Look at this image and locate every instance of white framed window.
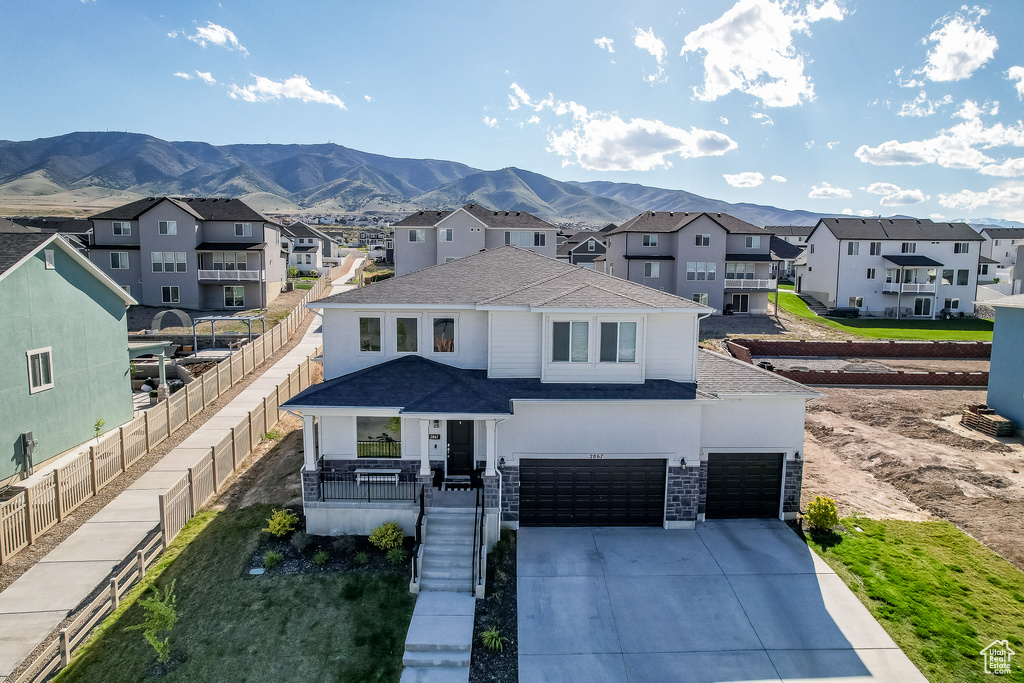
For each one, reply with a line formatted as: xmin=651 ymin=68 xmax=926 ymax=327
xmin=44 ymin=250 xmax=55 ymax=269
xmin=587 ymin=240 xmax=596 ymax=251
xmin=692 ymin=293 xmax=709 ymax=306
xmin=175 ymin=252 xmax=186 ymax=272
xmin=745 ymin=235 xmax=761 ymax=249
xmin=866 ymin=268 xmax=876 ymax=279
xmin=695 ymin=234 xmax=710 ymax=247
xmin=110 ymin=252 xmax=129 ymax=269
xmin=642 ymin=234 xmax=659 ymax=247
xmin=941 ymin=269 xmax=953 ymax=285
xmin=644 ymin=261 xmax=660 ymax=278
xmin=870 ymin=241 xmax=882 ymax=255
xmin=809 ymin=244 xmax=815 ymax=254
xmin=848 ymin=242 xmax=860 ymax=255
xmin=993 ymin=239 xmax=1001 ymax=246
xmin=27 ymin=347 xmax=53 ymax=394
xmin=408 ymin=229 xmax=425 ymax=243
xmin=954 ymin=242 xmax=969 ymax=254
xmin=152 ymin=251 xmax=185 ymax=272
xmin=359 ymin=317 xmax=382 ymax=352
xmin=224 ymin=286 xmax=244 ymax=308
xmin=599 ymin=321 xmax=637 ymax=363
xmin=725 ymin=262 xmax=754 ymax=279
xmin=944 ymin=298 xmax=960 ymax=310
xmin=980 ymin=264 xmax=989 ymax=275
xmin=957 ymin=269 xmax=969 ymax=286
xmin=552 ymin=321 xmax=588 ymax=363
xmin=849 ymin=296 xmax=864 ymax=307
xmin=901 ymin=242 xmax=917 ymax=254
xmin=161 ymin=286 xmax=179 ymax=304
xmin=432 ymin=317 xmax=456 ymax=353
xmin=534 ymin=232 xmax=546 ymax=247
xmin=234 ymin=223 xmax=252 ymax=237
xmin=444 ymin=257 xmax=457 ymax=263
xmin=112 ymin=221 xmax=131 ymax=236
xmin=439 ymin=228 xmax=454 ymax=242
xmin=396 ymin=317 xmax=418 ymax=353
xmin=158 ymin=220 xmax=176 ymax=235
xmin=687 ymin=262 xmax=717 ymax=280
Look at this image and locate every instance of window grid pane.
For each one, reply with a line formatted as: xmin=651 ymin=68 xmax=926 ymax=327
xmin=570 ymin=321 xmax=588 ymax=362
xmin=433 ymin=318 xmax=455 ymax=353
xmin=599 ymin=322 xmax=618 ymax=362
xmin=396 ymin=318 xmax=417 ymax=353
xmin=618 ymin=322 xmax=636 ymax=362
xmin=552 ymin=322 xmax=570 ymax=362
xmin=360 ymin=317 xmax=381 ymax=352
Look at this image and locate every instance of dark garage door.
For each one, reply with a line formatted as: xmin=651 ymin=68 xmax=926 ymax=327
xmin=705 ymin=453 xmax=784 ymax=519
xmin=519 ymin=458 xmax=666 ymax=526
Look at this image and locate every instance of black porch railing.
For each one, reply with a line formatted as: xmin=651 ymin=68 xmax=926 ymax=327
xmin=320 ymin=472 xmax=417 ymax=501
xmin=356 ymin=440 xmax=401 ymax=458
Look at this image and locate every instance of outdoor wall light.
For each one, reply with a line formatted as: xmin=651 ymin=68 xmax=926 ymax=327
xmin=432 ymin=420 xmax=440 ymax=428
xmin=794 ymin=451 xmax=801 ymax=460
xmin=499 ymin=457 xmax=505 ymax=467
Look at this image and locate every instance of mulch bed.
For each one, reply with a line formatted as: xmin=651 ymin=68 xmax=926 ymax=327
xmin=470 ymin=530 xmax=518 ymax=683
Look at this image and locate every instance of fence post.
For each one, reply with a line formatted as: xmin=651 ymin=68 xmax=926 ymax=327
xmin=158 ymin=494 xmax=168 ymax=551
xmin=166 ymin=397 xmax=173 ymax=435
xmin=185 ymin=386 xmax=192 ymax=422
xmin=144 ymin=411 xmax=152 ymax=450
xmin=119 ymin=426 xmax=129 ymax=473
xmin=89 ymin=445 xmax=99 ymax=495
xmin=231 ymin=427 xmax=238 ymax=470
xmin=187 ymin=467 xmax=197 ymax=517
xmin=137 ymin=549 xmax=147 ymax=579
xmin=24 ymin=487 xmax=35 ymax=546
xmin=211 ymin=445 xmax=220 ymax=494
xmin=54 ymin=469 xmax=64 ymax=522
xmin=110 ymin=576 xmax=119 ymax=610
xmin=59 ymin=628 xmax=70 ymax=668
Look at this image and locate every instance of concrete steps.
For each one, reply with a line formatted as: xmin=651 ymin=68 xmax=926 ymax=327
xmin=400 ymin=591 xmax=475 ymax=683
xmin=419 ymin=510 xmax=476 ymax=593
xmin=798 ymin=293 xmax=829 ymax=316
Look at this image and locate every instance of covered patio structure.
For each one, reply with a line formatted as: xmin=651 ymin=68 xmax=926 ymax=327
xmin=191 ymin=314 xmax=266 ymax=354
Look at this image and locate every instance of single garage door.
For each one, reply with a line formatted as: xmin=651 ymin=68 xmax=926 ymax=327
xmin=705 ymin=452 xmax=784 ymax=519
xmin=519 ymin=458 xmax=666 ymax=526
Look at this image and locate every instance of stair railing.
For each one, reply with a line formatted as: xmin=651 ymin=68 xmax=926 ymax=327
xmin=471 ymin=487 xmax=481 ymax=592
xmin=410 ymin=485 xmax=425 ymax=591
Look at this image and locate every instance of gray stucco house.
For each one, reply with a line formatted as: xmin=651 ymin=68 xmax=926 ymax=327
xmin=983 ymin=293 xmax=1024 ymax=431
xmin=89 ymin=197 xmax=287 ymax=310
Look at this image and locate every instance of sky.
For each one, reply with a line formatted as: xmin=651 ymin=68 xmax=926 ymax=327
xmin=3 ymin=1 xmax=1024 ymax=221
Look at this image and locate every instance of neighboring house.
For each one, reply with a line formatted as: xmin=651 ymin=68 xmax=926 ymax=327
xmin=282 ymin=246 xmax=819 ymax=541
xmin=603 ymin=212 xmax=776 ymax=314
xmin=0 ymin=233 xmax=136 ymax=485
xmin=89 ymin=197 xmax=287 ymax=310
xmin=769 ymin=236 xmax=804 ymax=280
xmin=359 ymin=227 xmax=387 ymax=248
xmin=796 ymin=217 xmax=984 ymax=318
xmin=978 ymin=226 xmax=1024 ymax=283
xmin=555 ymin=231 xmax=606 ymax=268
xmin=764 ymin=225 xmax=814 ymax=246
xmin=393 ymin=203 xmax=558 ymax=276
xmin=1 ymin=216 xmax=94 ymax=251
xmin=981 ymin=293 xmax=1024 ymax=432
xmin=282 ymin=221 xmax=340 ymax=275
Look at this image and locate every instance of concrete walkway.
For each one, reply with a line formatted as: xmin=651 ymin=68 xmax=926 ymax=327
xmin=401 ymin=591 xmax=475 ymax=683
xmin=0 ymin=261 xmax=361 ymax=680
xmin=518 ymin=520 xmax=927 ymax=683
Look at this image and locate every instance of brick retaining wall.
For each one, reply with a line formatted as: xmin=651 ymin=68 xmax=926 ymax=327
xmin=774 ymin=369 xmax=988 ymax=386
xmin=727 ymin=338 xmax=991 ymax=359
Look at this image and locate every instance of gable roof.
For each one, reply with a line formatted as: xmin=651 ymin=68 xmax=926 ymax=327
xmin=555 ymin=234 xmax=605 ymax=256
xmin=285 ymin=221 xmax=336 ymax=244
xmin=4 ymin=217 xmax=94 ymax=234
xmin=811 ymin=217 xmax=983 ymax=242
xmin=696 ymin=350 xmax=822 ymax=397
xmin=90 ymin=197 xmax=275 ymax=224
xmin=313 ymin=245 xmax=709 ymax=311
xmin=393 ymin=203 xmax=555 ymax=230
xmin=0 ymin=233 xmax=136 ymax=304
xmin=982 ymin=293 xmax=1024 ymax=309
xmin=764 ymin=225 xmax=814 ymax=237
xmin=769 ymin=236 xmax=804 ymax=260
xmin=606 ymin=211 xmax=767 ymax=236
xmin=979 ymin=226 xmax=1024 ymax=239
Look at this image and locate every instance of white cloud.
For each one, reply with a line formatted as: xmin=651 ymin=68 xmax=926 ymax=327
xmin=680 ymin=0 xmax=847 ymax=108
xmin=173 ymin=72 xmax=192 ymax=80
xmin=635 ymin=28 xmax=668 ymax=84
xmin=826 ymin=140 xmax=840 ymax=149
xmin=894 ymin=67 xmax=924 ymax=88
xmin=862 ymin=182 xmax=930 ymax=206
xmin=508 ymin=83 xmax=554 ymax=112
xmin=594 ymin=36 xmax=615 ymax=53
xmin=187 ymin=21 xmax=248 ymax=54
xmin=897 ymin=91 xmax=953 ymax=117
xmin=751 ymin=112 xmax=774 ymax=126
xmin=939 ymin=185 xmax=1024 ymax=211
xmin=978 ymin=157 xmax=1024 ymax=177
xmin=841 ymin=208 xmax=876 ymax=216
xmin=527 ymin=115 xmax=540 ymax=125
xmin=1010 ymin=66 xmax=1024 ymax=100
xmin=805 ymin=140 xmax=815 ymax=149
xmin=929 ymin=212 xmax=946 ymax=220
xmin=483 ymin=115 xmax=499 ymax=128
xmin=771 ymin=174 xmax=788 ymax=182
xmin=364 ymin=95 xmax=373 ymax=103
xmin=228 ymin=74 xmax=345 ymax=109
xmin=918 ymin=7 xmax=997 ymax=82
xmin=195 ymin=71 xmax=216 ymax=85
xmin=167 ymin=30 xmax=180 ymax=39
xmin=808 ymin=182 xmax=852 ymax=199
xmin=719 ymin=116 xmax=729 ymax=125
xmin=723 ymin=171 xmax=765 ymax=187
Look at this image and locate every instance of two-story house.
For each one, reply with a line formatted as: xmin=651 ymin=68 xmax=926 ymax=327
xmin=282 ymin=221 xmax=341 ymax=275
xmin=89 ymin=197 xmax=287 ymax=310
xmin=393 ymin=204 xmax=558 ymax=276
xmin=602 ymin=212 xmax=776 ymax=314
xmin=282 ymin=247 xmax=819 ymax=548
xmin=796 ymin=217 xmax=984 ymax=317
xmin=555 ymin=231 xmax=607 ymax=269
xmin=978 ymin=226 xmax=1024 ymax=283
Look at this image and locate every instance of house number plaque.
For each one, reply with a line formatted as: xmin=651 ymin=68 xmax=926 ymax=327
xmin=429 ymin=434 xmax=441 ymax=440
xmin=589 ymin=453 xmax=604 ymax=459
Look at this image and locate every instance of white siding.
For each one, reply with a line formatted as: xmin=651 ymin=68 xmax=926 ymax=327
xmin=488 ymin=311 xmax=542 ymax=378
xmin=320 ymin=415 xmax=357 ymax=458
xmin=540 ymin=313 xmax=644 ymax=383
xmin=700 ymin=397 xmax=807 ymax=451
xmin=645 ymin=313 xmax=697 ymax=381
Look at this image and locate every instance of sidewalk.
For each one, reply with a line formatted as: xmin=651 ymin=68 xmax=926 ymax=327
xmin=0 ymin=262 xmax=361 ymax=680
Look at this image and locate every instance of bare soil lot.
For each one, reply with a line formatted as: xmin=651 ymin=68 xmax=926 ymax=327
xmin=801 ymin=386 xmax=1024 ymax=569
xmin=127 ymin=288 xmax=308 ymax=335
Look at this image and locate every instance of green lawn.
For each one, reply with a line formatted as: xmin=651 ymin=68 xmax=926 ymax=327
xmin=776 ymin=290 xmax=993 ymax=340
xmin=806 ymin=518 xmax=1024 ymax=683
xmin=57 ymin=506 xmax=414 ymax=683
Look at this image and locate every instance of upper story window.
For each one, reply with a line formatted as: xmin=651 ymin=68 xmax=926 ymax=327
xmin=642 ymin=234 xmax=659 ymax=247
xmin=27 ymin=347 xmax=54 ymax=394
xmin=439 ymin=228 xmax=454 ymax=242
xmin=954 ymin=242 xmax=970 ymax=254
xmin=409 ymin=229 xmax=425 ymax=242
xmin=113 ymin=222 xmax=131 ymax=236
xmin=745 ymin=236 xmax=761 ymax=249
xmin=235 ymin=223 xmax=252 ymax=237
xmin=726 ymin=263 xmax=754 ymax=279
xmin=644 ymin=262 xmax=660 ymax=278
xmin=695 ymin=234 xmax=710 ymax=247
xmin=866 ymin=268 xmax=876 ymax=280
xmin=847 ymin=242 xmax=860 ymax=255
xmin=587 ymin=240 xmax=596 ymax=251
xmin=110 ymin=252 xmax=129 ymax=269
xmin=687 ymin=262 xmax=716 ymax=280
xmin=870 ymin=241 xmax=881 ymax=255
xmin=44 ymin=250 xmax=55 ymax=269
xmin=158 ymin=220 xmax=177 ymax=235
xmin=396 ymin=318 xmax=418 ymax=353
xmin=152 ymin=251 xmax=186 ymax=272
xmin=809 ymin=244 xmax=815 ymax=254
xmin=552 ymin=321 xmax=588 ymax=363
xmin=901 ymin=242 xmax=916 ymax=254
xmin=599 ymin=322 xmax=637 ymax=363
xmin=692 ymin=293 xmax=708 ymax=306
xmin=213 ymin=252 xmax=248 ymax=270
xmin=359 ymin=317 xmax=382 ymax=352
xmin=433 ymin=317 xmax=455 ymax=353
xmin=505 ymin=231 xmax=546 ymax=247
xmin=957 ymin=269 xmax=969 ymax=286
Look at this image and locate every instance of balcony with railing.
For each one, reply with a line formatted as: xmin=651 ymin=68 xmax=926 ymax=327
xmin=882 ymin=282 xmax=936 ymax=293
xmin=723 ymin=278 xmax=777 ymax=291
xmin=197 ymin=269 xmax=265 ymax=282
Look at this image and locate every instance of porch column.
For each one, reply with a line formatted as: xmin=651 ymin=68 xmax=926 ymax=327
xmin=301 ymin=415 xmax=316 ymax=469
xmin=484 ymin=419 xmax=497 ymax=476
xmin=156 ymin=355 xmax=170 ymax=401
xmin=419 ymin=419 xmax=431 ymax=475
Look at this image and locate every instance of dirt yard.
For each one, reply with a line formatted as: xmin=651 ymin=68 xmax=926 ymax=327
xmin=127 ymin=287 xmax=308 ymax=335
xmin=801 ymin=386 xmax=1024 ymax=569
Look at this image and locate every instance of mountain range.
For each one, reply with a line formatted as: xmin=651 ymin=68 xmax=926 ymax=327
xmin=0 ymin=131 xmax=934 ymax=228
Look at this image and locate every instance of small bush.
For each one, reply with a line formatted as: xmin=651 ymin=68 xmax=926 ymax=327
xmin=805 ymin=496 xmax=840 ymax=530
xmin=127 ymin=580 xmax=177 ymax=664
xmin=287 ymin=266 xmax=299 ymax=278
xmin=263 ymin=509 xmax=299 ymax=537
xmin=290 ymin=531 xmax=312 ymax=553
xmin=263 ymin=550 xmax=283 ymax=569
xmin=308 ymin=269 xmax=318 ymax=277
xmin=312 ymin=550 xmax=330 ymax=567
xmin=368 ymin=521 xmax=403 ymax=550
xmin=354 ymin=551 xmax=369 ymax=565
xmin=480 ymin=627 xmax=507 ymax=652
xmin=386 ymin=548 xmax=407 ymax=565
xmin=261 ymin=430 xmax=282 ymax=441
xmin=332 ymin=534 xmax=356 ymax=555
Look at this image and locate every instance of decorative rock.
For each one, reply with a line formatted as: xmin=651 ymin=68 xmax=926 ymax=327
xmin=249 ymin=568 xmax=265 ymax=575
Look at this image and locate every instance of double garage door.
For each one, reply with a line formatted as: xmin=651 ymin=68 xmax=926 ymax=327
xmin=519 ymin=453 xmax=784 ymax=526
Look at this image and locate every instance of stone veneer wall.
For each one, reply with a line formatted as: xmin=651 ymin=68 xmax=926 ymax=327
xmin=664 ymin=465 xmax=702 ymax=523
xmin=484 ymin=474 xmax=499 ymax=510
xmin=498 ymin=466 xmax=519 ymax=523
xmin=783 ymin=459 xmax=803 ymax=515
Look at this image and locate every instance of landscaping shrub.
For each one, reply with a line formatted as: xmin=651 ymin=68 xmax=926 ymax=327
xmin=354 ymin=551 xmax=369 ymax=565
xmin=805 ymin=496 xmax=840 ymax=530
xmin=263 ymin=509 xmax=299 ymax=537
xmin=287 ymin=266 xmax=298 ymax=278
xmin=332 ymin=534 xmax=356 ymax=555
xmin=261 ymin=430 xmax=282 ymax=441
xmin=290 ymin=531 xmax=312 ymax=553
xmin=263 ymin=550 xmax=283 ymax=569
xmin=127 ymin=581 xmax=177 ymax=664
xmin=368 ymin=521 xmax=403 ymax=550
xmin=480 ymin=626 xmax=507 ymax=652
xmin=386 ymin=548 xmax=406 ymax=565
xmin=312 ymin=550 xmax=330 ymax=567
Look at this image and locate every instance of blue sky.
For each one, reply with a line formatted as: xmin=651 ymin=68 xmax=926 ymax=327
xmin=3 ymin=1 xmax=1024 ymax=220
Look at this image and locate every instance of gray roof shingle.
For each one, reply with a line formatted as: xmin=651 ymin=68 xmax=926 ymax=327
xmin=607 ymin=212 xmax=767 ymax=236
xmin=696 ymin=350 xmax=822 ymax=397
xmin=979 ymin=226 xmax=1024 ymax=239
xmin=812 ymin=217 xmax=983 ymax=241
xmin=393 ymin=204 xmax=555 ymax=230
xmin=0 ymin=233 xmax=53 ymax=276
xmin=764 ymin=225 xmax=814 ymax=237
xmin=91 ymin=197 xmax=274 ymax=224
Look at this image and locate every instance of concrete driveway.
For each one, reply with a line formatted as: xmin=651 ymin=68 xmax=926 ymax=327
xmin=517 ymin=519 xmax=927 ymax=682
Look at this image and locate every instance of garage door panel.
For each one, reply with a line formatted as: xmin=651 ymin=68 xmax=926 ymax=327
xmin=519 ymin=458 xmax=666 ymax=527
xmin=705 ymin=453 xmax=784 ymax=519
